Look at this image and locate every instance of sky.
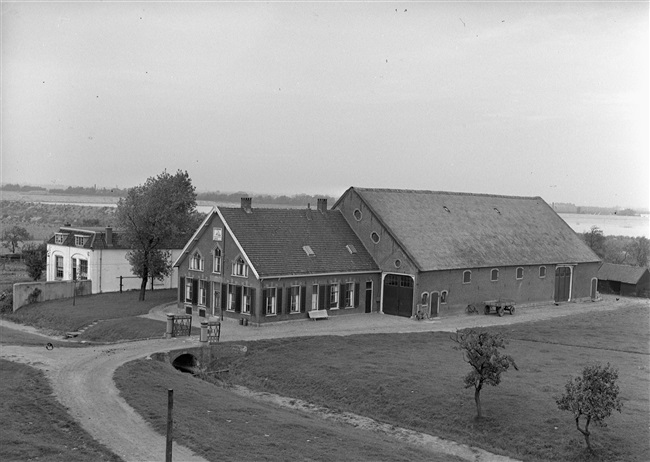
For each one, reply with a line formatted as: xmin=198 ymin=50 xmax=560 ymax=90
xmin=1 ymin=1 xmax=648 ymax=209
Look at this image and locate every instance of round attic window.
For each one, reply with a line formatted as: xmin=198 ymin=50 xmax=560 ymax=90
xmin=370 ymin=231 xmax=380 ymax=244
xmin=353 ymin=209 xmax=362 ymax=221
xmin=394 ymin=259 xmax=402 ymax=268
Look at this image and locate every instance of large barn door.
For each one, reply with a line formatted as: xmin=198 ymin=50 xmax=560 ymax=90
xmin=554 ymin=267 xmax=571 ymax=302
xmin=383 ymin=274 xmax=414 ymax=317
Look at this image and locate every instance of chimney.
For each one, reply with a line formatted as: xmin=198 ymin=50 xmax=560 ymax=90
xmin=317 ymin=198 xmax=328 ymax=213
xmin=241 ymin=197 xmax=252 ymax=213
xmin=105 ymin=227 xmax=113 ymax=247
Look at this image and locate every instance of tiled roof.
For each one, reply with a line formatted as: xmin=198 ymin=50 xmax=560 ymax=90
xmin=218 ymin=207 xmax=379 ymax=278
xmin=347 ymin=188 xmax=600 ymax=271
xmin=47 ymin=227 xmax=186 ymax=250
xmin=598 ymin=263 xmax=648 ymax=285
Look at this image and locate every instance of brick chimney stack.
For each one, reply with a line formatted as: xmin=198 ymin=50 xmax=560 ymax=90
xmin=241 ymin=197 xmax=253 ymax=213
xmin=317 ymin=198 xmax=328 ymax=213
xmin=105 ymin=227 xmax=113 ymax=247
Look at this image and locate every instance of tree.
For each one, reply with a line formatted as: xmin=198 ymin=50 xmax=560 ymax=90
xmin=582 ymin=226 xmax=605 ymax=258
xmin=451 ymin=329 xmax=518 ymax=418
xmin=1 ymin=225 xmax=32 ymax=253
xmin=630 ymin=236 xmax=649 ymax=267
xmin=23 ymin=242 xmax=47 ymax=281
xmin=556 ymin=363 xmax=623 ymax=451
xmin=116 ymin=170 xmax=197 ymax=301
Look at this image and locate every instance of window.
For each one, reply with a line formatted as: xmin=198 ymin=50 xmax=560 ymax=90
xmin=539 ymin=266 xmax=546 ymax=278
xmin=265 ymin=288 xmax=277 ymax=315
xmin=516 ymin=267 xmax=524 ymax=280
xmin=213 ymin=247 xmax=222 ymax=273
xmin=289 ymin=286 xmax=301 ymax=313
xmin=353 ymin=209 xmax=362 ymax=221
xmin=370 ymin=232 xmax=380 ymax=244
xmin=303 ymin=246 xmax=315 ymax=257
xmin=441 ymin=290 xmax=448 ymax=304
xmin=311 ymin=284 xmax=319 ymax=311
xmin=344 ymin=283 xmax=355 ymax=308
xmin=199 ymin=280 xmax=207 ymax=306
xmin=78 ymin=259 xmax=88 ymax=280
xmin=329 ymin=284 xmax=339 ymax=308
xmin=227 ymin=285 xmax=237 ymax=311
xmin=232 ymin=256 xmax=248 ymax=277
xmin=190 ymin=251 xmax=204 ymax=271
xmin=491 ymin=269 xmax=499 ymax=282
xmin=55 ymin=256 xmax=63 ymax=279
xmin=463 ymin=270 xmax=471 ymax=284
xmin=213 ymin=287 xmax=220 ymax=315
xmin=55 ymin=233 xmax=66 ymax=245
xmin=185 ymin=279 xmax=193 ymax=303
xmin=74 ymin=235 xmax=86 ymax=247
xmin=242 ymin=287 xmax=251 ymax=314
xmin=394 ymin=259 xmax=402 ymax=268
xmin=421 ymin=292 xmax=429 ymax=305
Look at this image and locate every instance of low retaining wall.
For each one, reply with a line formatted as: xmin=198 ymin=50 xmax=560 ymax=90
xmin=13 ymin=280 xmax=92 ymax=311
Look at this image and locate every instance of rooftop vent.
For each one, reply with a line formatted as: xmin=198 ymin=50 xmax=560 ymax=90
xmin=494 ymin=207 xmax=501 ymax=215
xmin=443 ymin=206 xmax=450 ymax=213
xmin=303 ymin=245 xmax=315 ymax=256
xmin=346 ymin=244 xmax=357 ymax=254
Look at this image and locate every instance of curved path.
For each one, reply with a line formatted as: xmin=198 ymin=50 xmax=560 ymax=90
xmin=0 ymin=296 xmax=638 ymax=462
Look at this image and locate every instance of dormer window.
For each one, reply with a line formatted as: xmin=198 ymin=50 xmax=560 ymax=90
xmin=55 ymin=233 xmax=67 ymax=245
xmin=232 ymin=256 xmax=248 ymax=277
xmin=190 ymin=251 xmax=204 ymax=271
xmin=74 ymin=235 xmax=87 ymax=247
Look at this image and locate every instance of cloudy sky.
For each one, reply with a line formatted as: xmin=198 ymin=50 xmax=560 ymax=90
xmin=2 ymin=1 xmax=648 ymax=208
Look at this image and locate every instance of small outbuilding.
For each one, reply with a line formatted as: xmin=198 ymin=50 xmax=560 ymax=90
xmin=597 ymin=263 xmax=650 ymax=298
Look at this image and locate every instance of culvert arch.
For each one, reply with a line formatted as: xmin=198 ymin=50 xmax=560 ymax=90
xmin=172 ymin=353 xmax=199 ymax=374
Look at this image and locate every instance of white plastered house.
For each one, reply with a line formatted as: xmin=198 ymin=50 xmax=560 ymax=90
xmin=46 ymin=226 xmax=182 ymax=293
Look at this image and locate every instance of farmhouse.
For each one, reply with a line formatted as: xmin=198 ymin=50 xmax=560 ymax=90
xmin=46 ymin=225 xmax=182 ymax=293
xmin=173 ymin=198 xmax=381 ymax=323
xmin=597 ymin=263 xmax=650 ymax=298
xmin=333 ymin=188 xmax=601 ymax=317
xmin=175 ymin=188 xmax=602 ymax=323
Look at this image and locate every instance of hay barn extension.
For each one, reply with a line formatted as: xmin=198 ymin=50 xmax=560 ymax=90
xmin=174 ymin=187 xmax=601 ymax=324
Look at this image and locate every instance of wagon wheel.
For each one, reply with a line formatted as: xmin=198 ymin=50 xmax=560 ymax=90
xmin=498 ymin=306 xmax=504 ymax=317
xmin=510 ymin=306 xmax=515 ymax=315
xmin=484 ymin=305 xmax=490 ymax=315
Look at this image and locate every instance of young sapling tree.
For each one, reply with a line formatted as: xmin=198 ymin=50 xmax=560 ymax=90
xmin=556 ymin=363 xmax=623 ymax=451
xmin=451 ymin=329 xmax=518 ymax=418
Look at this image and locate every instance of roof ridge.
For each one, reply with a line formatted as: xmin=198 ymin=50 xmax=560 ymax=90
xmin=353 ymin=187 xmax=541 ymax=201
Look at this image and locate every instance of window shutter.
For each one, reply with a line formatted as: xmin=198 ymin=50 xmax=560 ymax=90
xmin=262 ymin=289 xmax=268 ymax=316
xmin=276 ymin=287 xmax=283 ymax=315
xmin=205 ymin=282 xmax=211 ymax=308
xmin=286 ymin=287 xmax=292 ymax=313
xmin=250 ymin=288 xmax=256 ymax=316
xmin=354 ymin=282 xmax=360 ymax=307
xmin=300 ymin=286 xmax=306 ymax=313
xmin=326 ymin=285 xmax=332 ymax=308
xmin=179 ymin=277 xmax=185 ymax=302
xmin=340 ymin=283 xmax=345 ymax=307
xmin=221 ymin=284 xmax=227 ymax=311
xmin=235 ymin=286 xmax=242 ymax=313
xmin=192 ymin=279 xmax=198 ymax=305
xmin=319 ymin=285 xmax=326 ymax=310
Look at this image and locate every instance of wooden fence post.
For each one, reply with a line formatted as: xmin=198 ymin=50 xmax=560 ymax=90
xmin=166 ymin=389 xmax=173 ymax=462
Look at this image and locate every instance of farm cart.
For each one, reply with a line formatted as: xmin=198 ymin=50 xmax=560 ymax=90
xmin=483 ymin=299 xmax=516 ymax=316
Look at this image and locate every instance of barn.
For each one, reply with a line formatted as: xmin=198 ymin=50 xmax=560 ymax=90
xmin=333 ymin=188 xmax=601 ymax=317
xmin=597 ymin=263 xmax=650 ymax=298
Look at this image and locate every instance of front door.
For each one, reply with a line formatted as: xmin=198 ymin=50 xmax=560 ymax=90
xmin=590 ymin=278 xmax=597 ymax=300
xmin=365 ymin=281 xmax=373 ymax=313
xmin=430 ymin=292 xmax=440 ymax=317
xmin=383 ymin=274 xmax=414 ymax=317
xmin=554 ymin=267 xmax=571 ymax=302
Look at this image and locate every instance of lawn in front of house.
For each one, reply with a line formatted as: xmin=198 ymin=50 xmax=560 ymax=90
xmin=116 ymin=302 xmax=649 ymax=462
xmin=3 ymin=289 xmax=176 ymax=333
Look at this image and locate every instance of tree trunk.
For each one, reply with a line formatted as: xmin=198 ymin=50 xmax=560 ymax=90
xmin=139 ymin=265 xmax=149 ymax=301
xmin=576 ymin=415 xmax=592 ymax=451
xmin=474 ymin=387 xmax=483 ymax=419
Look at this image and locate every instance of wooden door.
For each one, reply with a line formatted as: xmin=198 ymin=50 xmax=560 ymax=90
xmin=554 ymin=267 xmax=571 ymax=302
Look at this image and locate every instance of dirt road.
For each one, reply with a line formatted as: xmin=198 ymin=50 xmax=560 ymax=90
xmin=0 ymin=296 xmax=640 ymax=462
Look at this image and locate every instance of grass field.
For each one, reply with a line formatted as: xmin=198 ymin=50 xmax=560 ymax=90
xmin=3 ymin=289 xmax=176 ymax=334
xmin=0 ymin=359 xmax=122 ymax=462
xmin=116 ymin=302 xmax=649 ymax=462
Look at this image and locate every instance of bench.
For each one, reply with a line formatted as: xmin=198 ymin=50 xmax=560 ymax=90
xmin=308 ymin=310 xmax=329 ymax=320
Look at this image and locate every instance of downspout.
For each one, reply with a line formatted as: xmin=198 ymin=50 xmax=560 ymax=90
xmin=379 ymin=273 xmax=386 ymax=313
xmin=98 ymin=248 xmax=102 ymax=293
